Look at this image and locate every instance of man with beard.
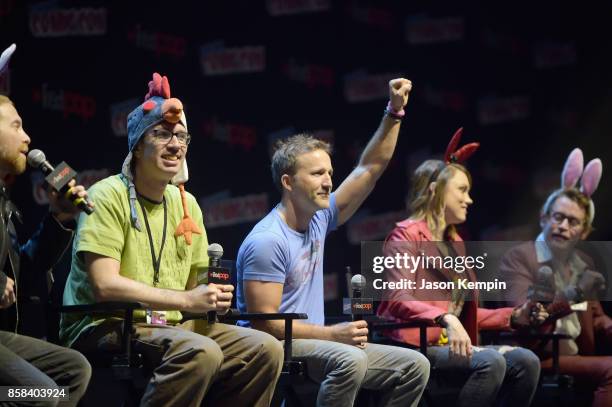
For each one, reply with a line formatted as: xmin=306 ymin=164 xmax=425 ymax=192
xmin=0 ymin=43 xmax=92 ymax=405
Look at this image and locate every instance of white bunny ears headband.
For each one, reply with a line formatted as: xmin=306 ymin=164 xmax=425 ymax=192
xmin=0 ymin=43 xmax=16 ymax=75
xmin=559 ymin=147 xmax=603 ymax=221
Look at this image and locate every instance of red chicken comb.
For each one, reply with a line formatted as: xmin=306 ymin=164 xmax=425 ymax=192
xmin=444 ymin=127 xmax=479 ymax=164
xmin=144 ymin=72 xmax=171 ymax=100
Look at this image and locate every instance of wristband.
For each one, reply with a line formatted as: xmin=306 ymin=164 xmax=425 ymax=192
xmin=385 ymin=101 xmax=405 ymax=120
xmin=434 ymin=312 xmax=451 ymax=327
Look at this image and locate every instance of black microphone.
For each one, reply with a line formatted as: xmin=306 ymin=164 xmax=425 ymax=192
xmin=351 ymin=274 xmax=367 ymax=322
xmin=528 ymin=266 xmax=554 ymax=303
xmin=27 ymin=149 xmax=94 ymax=215
xmin=207 ymin=243 xmax=224 ymax=324
xmin=529 ymin=265 xmax=572 ymax=327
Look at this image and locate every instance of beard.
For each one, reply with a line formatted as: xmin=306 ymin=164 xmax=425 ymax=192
xmin=0 ymin=150 xmax=27 ymax=175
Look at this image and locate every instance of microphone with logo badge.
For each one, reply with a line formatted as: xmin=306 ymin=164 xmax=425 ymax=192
xmin=206 ymin=243 xmax=232 ymax=324
xmin=27 ymin=149 xmax=94 ymax=215
xmin=350 ymin=274 xmax=373 ymax=322
xmin=350 ymin=274 xmax=373 ymax=347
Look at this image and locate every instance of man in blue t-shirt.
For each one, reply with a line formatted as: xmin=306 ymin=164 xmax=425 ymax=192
xmin=237 ymin=78 xmax=430 ymax=407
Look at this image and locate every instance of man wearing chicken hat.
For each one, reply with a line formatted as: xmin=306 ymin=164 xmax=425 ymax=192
xmin=61 ymin=73 xmax=283 ymax=406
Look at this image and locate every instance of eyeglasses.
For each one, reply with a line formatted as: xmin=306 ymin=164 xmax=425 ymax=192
xmin=149 ymin=129 xmax=191 ymax=146
xmin=550 ymin=212 xmax=584 ymax=228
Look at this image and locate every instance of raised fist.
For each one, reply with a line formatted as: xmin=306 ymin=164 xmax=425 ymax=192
xmin=388 ymin=78 xmax=413 ymax=111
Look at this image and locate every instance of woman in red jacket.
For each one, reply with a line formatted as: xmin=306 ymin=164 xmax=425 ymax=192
xmin=378 ymin=129 xmax=544 ymax=407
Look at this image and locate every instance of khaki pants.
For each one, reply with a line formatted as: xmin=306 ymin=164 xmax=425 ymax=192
xmin=73 ymin=320 xmax=283 ymax=407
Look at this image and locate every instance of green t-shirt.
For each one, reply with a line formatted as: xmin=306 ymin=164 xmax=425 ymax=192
xmin=60 ymin=174 xmax=209 ymax=346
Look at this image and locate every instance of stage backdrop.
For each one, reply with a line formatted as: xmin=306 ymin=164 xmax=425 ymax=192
xmin=2 ymin=1 xmax=611 ymax=317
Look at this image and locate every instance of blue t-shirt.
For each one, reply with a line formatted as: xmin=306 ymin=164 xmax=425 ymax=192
xmin=236 ymin=194 xmax=338 ymax=326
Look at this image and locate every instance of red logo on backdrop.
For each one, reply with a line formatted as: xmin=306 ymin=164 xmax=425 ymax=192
xmin=127 ymin=24 xmax=187 ymax=58
xmin=346 ymin=4 xmax=394 ymax=31
xmin=32 ymin=84 xmax=96 ymax=121
xmin=422 ymin=85 xmax=466 ymax=112
xmin=343 ymin=71 xmax=401 ymax=103
xmin=266 ymin=0 xmax=330 ymax=16
xmin=533 ymin=42 xmax=576 ymax=69
xmin=281 ymin=59 xmax=335 ymax=89
xmin=477 ymin=96 xmax=530 ymax=125
xmin=347 ymin=210 xmax=405 ymax=244
xmin=29 ymin=7 xmax=107 ymax=37
xmin=110 ymin=98 xmax=139 ymax=137
xmin=202 ymin=118 xmax=257 ymax=151
xmin=200 ymin=193 xmax=269 ymax=228
xmin=200 ymin=42 xmax=266 ymax=76
xmin=405 ymin=16 xmax=465 ymax=45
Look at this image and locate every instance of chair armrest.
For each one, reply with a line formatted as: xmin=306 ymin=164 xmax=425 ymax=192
xmin=366 ymin=316 xmax=435 ymax=355
xmin=58 ymin=301 xmax=145 ymax=366
xmin=58 ymin=301 xmax=145 ymax=313
xmin=222 ymin=310 xmax=308 ymax=362
xmin=219 ymin=310 xmax=308 ymax=321
xmin=183 ymin=309 xmax=308 ymax=362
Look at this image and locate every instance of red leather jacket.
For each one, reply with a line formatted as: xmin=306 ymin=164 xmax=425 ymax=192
xmin=377 ymin=219 xmax=513 ymax=347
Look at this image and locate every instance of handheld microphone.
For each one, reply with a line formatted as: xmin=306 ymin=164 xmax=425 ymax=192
xmin=528 ymin=266 xmax=555 ymax=303
xmin=350 ymin=274 xmax=370 ymax=322
xmin=529 ymin=265 xmax=572 ymax=327
xmin=351 ymin=274 xmax=366 ymax=300
xmin=27 ymin=149 xmax=94 ymax=215
xmin=207 ymin=243 xmax=225 ymax=324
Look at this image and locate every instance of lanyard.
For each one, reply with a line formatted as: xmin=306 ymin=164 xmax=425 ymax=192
xmin=138 ymin=197 xmax=167 ymax=286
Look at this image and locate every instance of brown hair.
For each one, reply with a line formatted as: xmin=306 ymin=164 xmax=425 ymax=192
xmin=407 ymin=160 xmax=472 ymax=240
xmin=271 ymin=133 xmax=332 ymax=192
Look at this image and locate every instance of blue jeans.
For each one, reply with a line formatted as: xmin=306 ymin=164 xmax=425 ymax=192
xmin=289 ymin=339 xmax=430 ymax=407
xmin=427 ymin=345 xmax=541 ymax=407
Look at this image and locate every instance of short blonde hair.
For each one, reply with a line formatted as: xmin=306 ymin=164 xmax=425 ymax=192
xmin=271 ymin=133 xmax=332 ymax=192
xmin=0 ymin=95 xmax=13 ymax=107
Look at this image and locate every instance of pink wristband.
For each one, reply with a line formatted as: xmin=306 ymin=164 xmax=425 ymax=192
xmin=385 ymin=101 xmax=405 ymax=119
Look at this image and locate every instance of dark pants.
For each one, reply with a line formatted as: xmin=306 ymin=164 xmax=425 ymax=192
xmin=0 ymin=330 xmax=92 ymax=407
xmin=541 ymin=355 xmax=612 ymax=407
xmin=427 ymin=345 xmax=541 ymax=407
